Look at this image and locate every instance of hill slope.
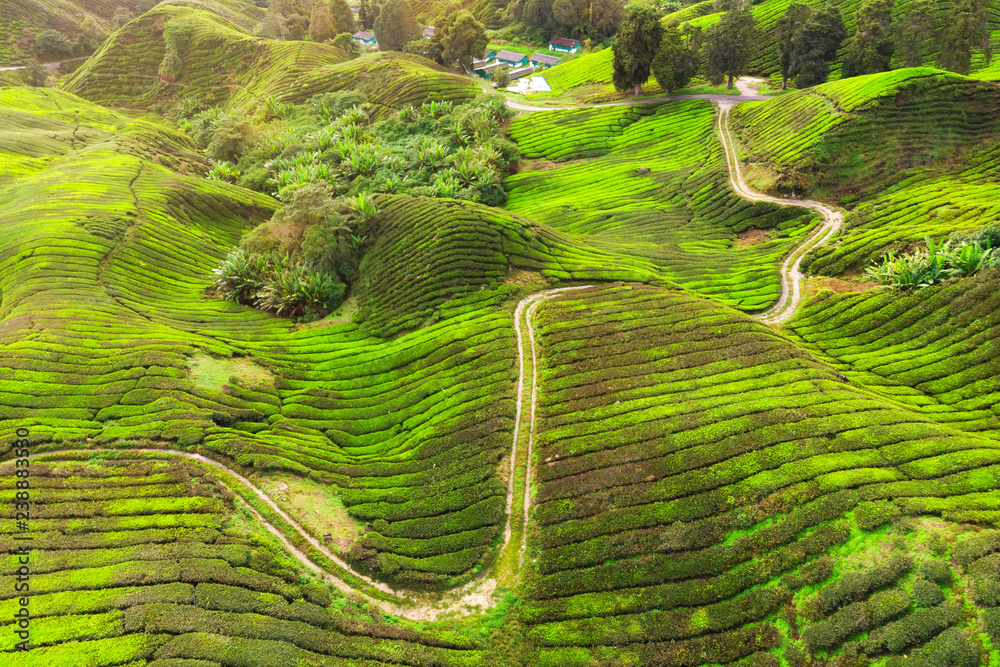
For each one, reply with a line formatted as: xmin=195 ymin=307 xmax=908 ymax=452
xmin=63 ymin=1 xmax=476 ymax=112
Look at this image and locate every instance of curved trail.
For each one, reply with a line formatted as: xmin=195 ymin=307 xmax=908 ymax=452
xmin=502 ymin=76 xmax=842 ymax=325
xmin=716 ymin=102 xmax=843 ymax=323
xmin=8 ymin=287 xmax=588 ymax=621
xmin=4 ymin=80 xmax=840 ymax=621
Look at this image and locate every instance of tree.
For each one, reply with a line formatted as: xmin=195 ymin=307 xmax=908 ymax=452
xmin=842 ymin=0 xmax=894 ymax=77
xmin=22 ymin=58 xmax=48 ymax=87
xmin=590 ymin=0 xmax=623 ymax=36
xmin=332 ymin=31 xmax=359 ymax=55
xmin=612 ymin=3 xmax=663 ymax=96
xmin=439 ymin=9 xmax=488 ymax=72
xmin=705 ymin=0 xmax=757 ymax=89
xmin=329 ymin=0 xmax=356 ymax=35
xmin=524 ymin=0 xmax=557 ymax=30
xmin=285 ymin=14 xmax=310 ymax=40
xmin=896 ymin=0 xmax=937 ymax=67
xmin=374 ymin=0 xmax=422 ymax=51
xmin=111 ymin=7 xmax=135 ymax=29
xmin=651 ymin=23 xmax=699 ymax=93
xmin=257 ymin=12 xmax=287 ymax=39
xmin=553 ymin=0 xmax=588 ymax=35
xmin=35 ymin=29 xmax=74 ymax=58
xmin=206 ymin=116 xmax=257 ymax=163
xmin=492 ymin=68 xmax=511 ymax=87
xmin=310 ymin=1 xmax=336 ymax=41
xmin=788 ymin=4 xmax=847 ymax=87
xmin=936 ymin=0 xmax=991 ymax=74
xmin=136 ymin=0 xmax=160 ymax=13
xmin=775 ymin=3 xmax=812 ymax=89
xmin=370 ymin=0 xmax=381 ymax=30
xmin=403 ymin=35 xmax=444 ymax=63
xmin=359 ymin=0 xmax=371 ymax=28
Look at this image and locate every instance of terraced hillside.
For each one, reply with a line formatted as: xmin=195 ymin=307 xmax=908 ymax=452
xmin=523 ymin=282 xmax=1000 ymax=665
xmin=506 ymin=99 xmax=819 ymax=313
xmin=730 ymin=69 xmax=1000 ymax=274
xmin=0 ymin=454 xmax=484 ymax=665
xmin=0 ymin=86 xmax=669 ymax=591
xmin=0 ymin=0 xmax=264 ymax=66
xmin=788 ymin=271 xmax=1000 ymax=436
xmin=63 ymin=1 xmax=477 ymax=112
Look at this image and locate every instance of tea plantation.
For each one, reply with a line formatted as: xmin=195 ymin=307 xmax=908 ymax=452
xmin=4 ymin=0 xmax=1000 ymax=661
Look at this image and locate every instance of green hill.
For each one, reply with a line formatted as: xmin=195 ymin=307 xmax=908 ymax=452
xmin=0 ymin=0 xmax=264 ymax=66
xmin=63 ymin=1 xmax=476 ymax=112
xmin=522 ymin=282 xmax=1000 ymax=666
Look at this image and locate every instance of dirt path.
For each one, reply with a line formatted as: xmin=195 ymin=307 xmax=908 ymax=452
xmin=10 ymin=287 xmax=589 ymax=620
xmin=0 ymin=56 xmax=88 ymax=72
xmin=716 ymin=102 xmax=842 ymax=324
xmin=502 ymin=75 xmax=841 ymax=324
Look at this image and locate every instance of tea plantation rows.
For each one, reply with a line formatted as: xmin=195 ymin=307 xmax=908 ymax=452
xmin=507 ymin=100 xmax=819 ymax=312
xmin=0 ymin=455 xmax=486 ymax=666
xmin=63 ymin=1 xmax=477 ymax=114
xmin=788 ymin=271 xmax=1000 ymax=436
xmin=730 ymin=70 xmax=1000 ymax=274
xmin=522 ymin=283 xmax=1000 ymax=665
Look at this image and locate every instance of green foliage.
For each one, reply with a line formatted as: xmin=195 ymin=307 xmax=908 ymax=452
xmin=374 ymin=0 xmax=422 ymax=51
xmin=885 ymin=627 xmax=979 ymax=667
xmin=912 ymin=579 xmax=946 ymax=608
xmin=35 ymin=29 xmax=74 ymax=57
xmin=842 ymin=0 xmax=895 ymax=77
xmin=864 ymin=234 xmax=996 ymax=288
xmin=918 ymin=560 xmax=954 ymax=584
xmin=439 ymin=9 xmax=488 ymax=73
xmin=855 ymin=500 xmax=901 ymax=530
xmin=612 ymin=3 xmax=663 ymax=95
xmin=862 ymin=601 xmax=962 ymax=653
xmin=818 ymin=554 xmax=912 ymax=613
xmin=651 ymin=23 xmax=699 ymax=94
xmin=801 ymin=588 xmax=911 ymax=652
xmin=705 ymin=0 xmax=758 ymax=88
xmin=787 ymin=3 xmax=846 ymax=88
xmin=896 ymin=0 xmax=937 ymax=68
xmin=936 ymin=0 xmax=993 ymax=75
xmin=309 ymin=1 xmax=336 ymax=42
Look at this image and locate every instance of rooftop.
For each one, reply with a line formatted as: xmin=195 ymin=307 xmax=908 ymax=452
xmin=549 ymin=37 xmax=580 ymax=48
xmin=529 ymin=53 xmax=560 ymax=66
xmin=353 ymin=31 xmax=375 ymax=40
xmin=496 ymin=50 xmax=527 ymax=62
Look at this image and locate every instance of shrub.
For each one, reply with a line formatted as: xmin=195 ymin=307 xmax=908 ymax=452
xmin=819 ymin=554 xmax=912 ymax=612
xmin=158 ymin=19 xmax=193 ymax=81
xmin=206 ymin=116 xmax=257 ymax=163
xmin=862 ymin=601 xmax=961 ymax=653
xmin=953 ymin=532 xmax=1000 ymax=569
xmin=912 ymin=579 xmax=945 ymax=608
xmin=918 ymin=560 xmax=953 ymax=584
xmin=855 ymin=500 xmax=900 ymax=530
xmin=35 ymin=29 xmax=74 ymax=58
xmin=866 ymin=234 xmax=997 ymax=288
xmin=802 ymin=588 xmax=910 ymax=652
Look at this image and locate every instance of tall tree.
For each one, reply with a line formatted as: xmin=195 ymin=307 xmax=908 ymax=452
xmin=329 ymin=0 xmax=356 ymax=35
xmin=896 ymin=0 xmax=937 ymax=67
xmin=788 ymin=4 xmax=847 ymax=87
xmin=524 ymin=0 xmax=557 ymax=30
xmin=842 ymin=0 xmax=894 ymax=77
xmin=705 ymin=0 xmax=757 ymax=89
xmin=257 ymin=12 xmax=287 ymax=39
xmin=370 ymin=0 xmax=382 ymax=30
xmin=310 ymin=1 xmax=336 ymax=42
xmin=374 ymin=0 xmax=422 ymax=51
xmin=359 ymin=0 xmax=371 ymax=29
xmin=553 ymin=0 xmax=588 ymax=35
xmin=936 ymin=0 xmax=992 ymax=74
xmin=612 ymin=3 xmax=663 ymax=96
xmin=651 ymin=23 xmax=700 ymax=93
xmin=775 ymin=3 xmax=812 ymax=89
xmin=439 ymin=10 xmax=488 ymax=72
xmin=590 ymin=0 xmax=623 ymax=36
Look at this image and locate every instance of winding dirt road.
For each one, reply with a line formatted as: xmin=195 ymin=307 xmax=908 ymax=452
xmin=503 ymin=76 xmax=842 ymax=324
xmin=10 ymin=287 xmax=588 ymax=620
xmin=2 ymin=79 xmax=841 ymax=620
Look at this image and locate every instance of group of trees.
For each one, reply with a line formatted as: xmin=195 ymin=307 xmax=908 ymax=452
xmin=613 ymin=0 xmax=995 ymax=95
xmin=507 ymin=0 xmax=623 ymax=39
xmin=612 ymin=0 xmax=757 ymax=95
